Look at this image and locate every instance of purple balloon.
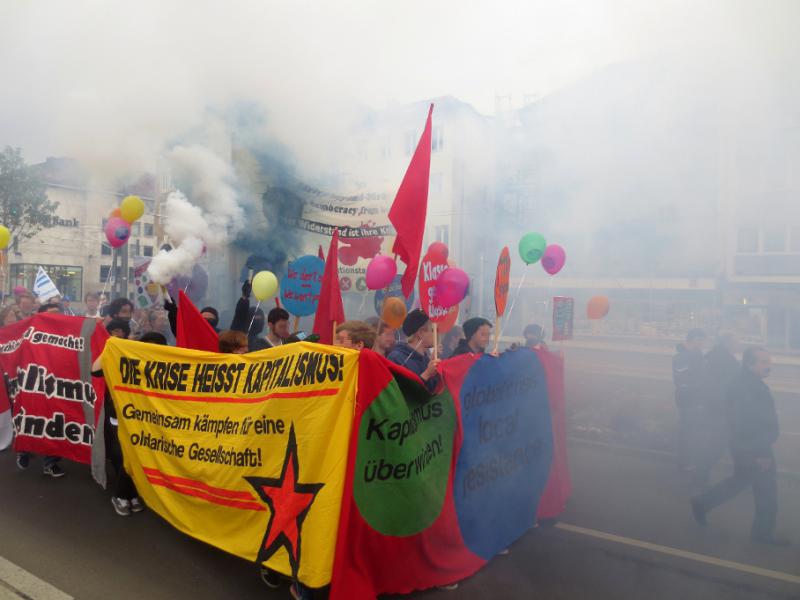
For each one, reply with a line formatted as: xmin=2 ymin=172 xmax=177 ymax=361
xmin=365 ymin=255 xmax=397 ymax=290
xmin=104 ymin=217 xmax=131 ymax=248
xmin=541 ymin=244 xmax=566 ymax=275
xmin=434 ymin=267 xmax=469 ymax=308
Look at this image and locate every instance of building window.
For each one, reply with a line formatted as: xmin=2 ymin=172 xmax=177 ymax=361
xmin=736 ymin=227 xmax=759 ymax=253
xmin=432 ymin=126 xmax=443 ymax=152
xmin=143 ymin=245 xmax=153 ymax=257
xmin=100 ymin=265 xmax=111 ymax=283
xmin=10 ymin=263 xmax=82 ymax=301
xmin=144 ymin=223 xmax=154 ymax=237
xmin=763 ymin=226 xmax=786 ymax=253
xmin=435 ymin=224 xmax=450 ymax=247
xmin=429 ymin=173 xmax=443 ymax=196
xmin=101 ymin=242 xmax=112 ymax=256
xmin=405 ymin=131 xmax=417 ymax=156
xmin=131 ymin=240 xmax=140 ymax=257
xmin=131 ymin=222 xmax=141 ymax=236
xmin=380 ymin=136 xmax=391 ymax=159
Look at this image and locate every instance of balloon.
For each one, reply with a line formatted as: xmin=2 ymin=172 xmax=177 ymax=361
xmin=434 ymin=267 xmax=470 ymax=308
xmin=0 ymin=225 xmax=9 ymax=250
xmin=541 ymin=244 xmax=566 ymax=275
xmin=365 ymin=255 xmax=397 ymax=290
xmin=381 ymin=297 xmax=407 ymax=329
xmin=427 ymin=241 xmax=449 ymax=260
xmin=518 ymin=232 xmax=547 ymax=265
xmin=110 ymin=208 xmax=122 ymax=219
xmin=252 ymin=270 xmax=279 ymax=301
xmin=120 ymin=195 xmax=145 ymax=222
xmin=587 ymin=295 xmax=610 ymax=320
xmin=104 ymin=217 xmax=131 ymax=248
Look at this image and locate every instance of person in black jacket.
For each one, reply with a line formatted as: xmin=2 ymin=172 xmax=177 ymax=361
xmin=386 ymin=310 xmax=441 ymax=393
xmin=695 ymin=332 xmax=740 ymax=486
xmin=230 ymin=280 xmax=269 ymax=351
xmin=690 ymin=347 xmax=789 ymax=546
xmin=672 ymin=329 xmax=706 ymax=471
xmin=450 ymin=317 xmax=493 ymax=357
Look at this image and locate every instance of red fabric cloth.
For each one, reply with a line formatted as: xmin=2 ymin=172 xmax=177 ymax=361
xmin=176 ymin=290 xmax=219 ymax=352
xmin=318 ymin=244 xmax=325 ymax=261
xmin=312 ymin=228 xmax=345 ymax=344
xmin=536 ymin=349 xmax=572 ymax=518
xmin=330 ymin=352 xmax=484 ymax=600
xmin=389 ymin=104 xmax=433 ymax=298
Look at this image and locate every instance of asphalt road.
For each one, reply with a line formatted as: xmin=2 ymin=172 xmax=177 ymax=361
xmin=1 ymin=440 xmax=798 ymax=599
xmin=1 ymin=344 xmax=798 ymax=599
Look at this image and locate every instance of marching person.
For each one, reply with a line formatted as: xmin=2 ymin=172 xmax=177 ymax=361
xmin=334 ymin=320 xmax=376 ymax=351
xmin=672 ymin=329 xmax=706 ymax=472
xmin=690 ymin=347 xmax=789 ymax=546
xmin=450 ymin=317 xmax=493 ymax=357
xmin=386 ymin=310 xmax=441 ymax=393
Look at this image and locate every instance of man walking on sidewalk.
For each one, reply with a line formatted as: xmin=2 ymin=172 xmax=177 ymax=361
xmin=690 ymin=347 xmax=789 ymax=546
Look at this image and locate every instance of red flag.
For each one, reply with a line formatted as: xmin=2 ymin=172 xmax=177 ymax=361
xmin=177 ymin=290 xmax=219 ymax=352
xmin=318 ymin=244 xmax=325 ymax=261
xmin=389 ymin=104 xmax=434 ymax=298
xmin=313 ymin=228 xmax=345 ymax=344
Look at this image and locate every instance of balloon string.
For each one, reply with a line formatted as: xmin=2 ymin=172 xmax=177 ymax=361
xmin=247 ymin=300 xmax=261 ymax=334
xmin=99 ymin=247 xmax=114 ymax=308
xmin=497 ymin=271 xmax=527 ymax=342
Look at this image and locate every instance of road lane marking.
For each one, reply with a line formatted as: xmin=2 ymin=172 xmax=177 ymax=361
xmin=0 ymin=556 xmax=73 ymax=600
xmin=568 ymin=437 xmax=800 ymax=480
xmin=555 ymin=523 xmax=800 ymax=586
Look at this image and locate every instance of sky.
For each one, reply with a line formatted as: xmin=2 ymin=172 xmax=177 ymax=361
xmin=1 ymin=0 xmax=797 ymax=175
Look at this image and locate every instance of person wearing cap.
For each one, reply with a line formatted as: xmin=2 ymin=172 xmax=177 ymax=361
xmin=523 ymin=323 xmax=548 ymax=351
xmin=450 ymin=317 xmax=493 ymax=357
xmin=386 ymin=309 xmax=441 ymax=393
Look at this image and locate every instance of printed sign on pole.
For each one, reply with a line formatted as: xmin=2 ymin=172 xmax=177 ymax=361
xmin=552 ymin=296 xmax=574 ymax=341
xmin=281 ymin=255 xmax=325 ymax=317
xmin=494 ymin=247 xmax=511 ymax=317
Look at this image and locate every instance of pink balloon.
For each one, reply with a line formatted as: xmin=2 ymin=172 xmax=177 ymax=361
xmin=428 ymin=241 xmax=449 ymax=260
xmin=541 ymin=244 xmax=566 ymax=275
xmin=104 ymin=217 xmax=131 ymax=248
xmin=434 ymin=267 xmax=469 ymax=308
xmin=365 ymin=255 xmax=397 ymax=290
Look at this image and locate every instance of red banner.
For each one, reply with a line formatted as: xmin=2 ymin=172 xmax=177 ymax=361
xmin=331 ymin=348 xmax=569 ymax=599
xmin=0 ymin=314 xmax=108 ymax=482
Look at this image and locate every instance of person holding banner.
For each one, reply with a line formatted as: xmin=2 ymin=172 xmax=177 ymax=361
xmin=386 ymin=309 xmax=441 ymax=393
xmin=334 ymin=321 xmax=376 ymax=351
xmin=450 ymin=317 xmax=493 ymax=357
xmin=16 ymin=292 xmax=36 ymax=317
xmin=523 ymin=323 xmax=549 ymax=351
xmin=265 ymin=307 xmax=291 ymax=348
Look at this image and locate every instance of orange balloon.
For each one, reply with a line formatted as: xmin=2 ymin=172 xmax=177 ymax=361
xmin=381 ymin=297 xmax=407 ymax=329
xmin=587 ymin=295 xmax=610 ymax=320
xmin=110 ymin=208 xmax=122 ymax=218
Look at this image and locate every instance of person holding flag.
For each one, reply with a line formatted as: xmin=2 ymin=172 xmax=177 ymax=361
xmin=386 ymin=309 xmax=441 ymax=393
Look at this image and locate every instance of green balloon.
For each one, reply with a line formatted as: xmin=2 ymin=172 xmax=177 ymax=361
xmin=519 ymin=232 xmax=547 ymax=265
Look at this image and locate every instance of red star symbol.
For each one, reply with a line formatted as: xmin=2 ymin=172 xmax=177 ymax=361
xmin=246 ymin=424 xmax=324 ymax=578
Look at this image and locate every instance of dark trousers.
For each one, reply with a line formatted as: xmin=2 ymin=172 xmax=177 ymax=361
xmin=106 ymin=424 xmax=136 ymax=500
xmin=694 ymin=458 xmax=777 ymax=538
xmin=675 ymin=404 xmax=701 ymax=469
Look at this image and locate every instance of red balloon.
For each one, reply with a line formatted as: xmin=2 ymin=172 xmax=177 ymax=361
xmin=366 ymin=255 xmax=397 ymax=290
xmin=427 ymin=241 xmax=449 ymax=260
xmin=435 ymin=268 xmax=469 ymax=308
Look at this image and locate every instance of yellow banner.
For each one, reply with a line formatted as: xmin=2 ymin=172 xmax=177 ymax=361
xmin=101 ymin=338 xmax=358 ymax=587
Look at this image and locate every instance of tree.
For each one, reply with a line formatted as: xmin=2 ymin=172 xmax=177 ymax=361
xmin=0 ymin=146 xmax=59 ymax=243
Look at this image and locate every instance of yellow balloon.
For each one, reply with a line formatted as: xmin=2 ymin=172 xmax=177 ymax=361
xmin=252 ymin=271 xmax=279 ymax=301
xmin=120 ymin=195 xmax=145 ymax=222
xmin=0 ymin=226 xmax=9 ymax=250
